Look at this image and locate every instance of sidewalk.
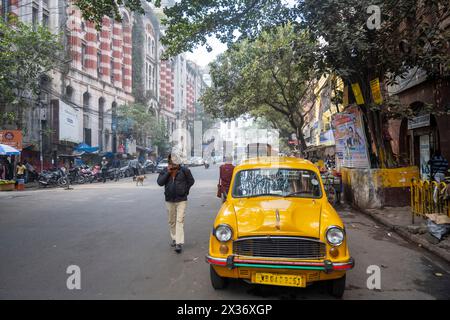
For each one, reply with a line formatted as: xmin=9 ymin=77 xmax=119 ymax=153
xmin=354 ymin=205 xmax=450 ymax=263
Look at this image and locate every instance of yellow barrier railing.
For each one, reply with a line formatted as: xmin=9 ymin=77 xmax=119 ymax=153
xmin=411 ymin=178 xmax=450 ymax=224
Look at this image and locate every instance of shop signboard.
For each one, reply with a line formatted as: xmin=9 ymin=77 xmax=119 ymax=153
xmin=407 ymin=114 xmax=430 ymax=130
xmin=0 ymin=130 xmax=22 ymax=150
xmin=59 ymin=100 xmax=82 ymax=143
xmin=331 ymin=106 xmax=371 ymax=169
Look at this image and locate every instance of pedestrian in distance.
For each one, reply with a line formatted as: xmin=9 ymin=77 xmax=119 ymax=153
xmin=101 ymin=157 xmax=109 ymax=183
xmin=157 ymin=151 xmax=195 ymax=254
xmin=217 ymin=155 xmax=235 ymax=202
xmin=16 ymin=161 xmax=27 ymax=181
xmin=112 ymin=156 xmax=121 ymax=181
xmin=129 ymin=158 xmax=140 ymax=181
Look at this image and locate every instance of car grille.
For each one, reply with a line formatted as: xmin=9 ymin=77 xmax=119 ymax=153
xmin=233 ymin=236 xmax=326 ymax=260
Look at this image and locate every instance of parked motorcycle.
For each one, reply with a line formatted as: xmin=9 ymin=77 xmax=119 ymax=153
xmin=38 ymin=168 xmax=65 ymax=187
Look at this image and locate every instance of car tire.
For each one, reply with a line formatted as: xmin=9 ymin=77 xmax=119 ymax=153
xmin=327 ymin=274 xmax=346 ymax=298
xmin=210 ymin=265 xmax=228 ymax=290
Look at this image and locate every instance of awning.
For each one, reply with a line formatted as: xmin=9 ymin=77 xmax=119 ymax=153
xmin=75 ymin=143 xmax=99 ymax=153
xmin=0 ymin=143 xmax=21 ymax=155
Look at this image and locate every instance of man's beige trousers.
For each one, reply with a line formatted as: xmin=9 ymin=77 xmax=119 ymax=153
xmin=165 ymin=201 xmax=187 ymax=245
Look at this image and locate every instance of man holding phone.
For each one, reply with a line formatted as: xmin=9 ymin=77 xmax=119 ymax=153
xmin=157 ymin=151 xmax=195 ymax=253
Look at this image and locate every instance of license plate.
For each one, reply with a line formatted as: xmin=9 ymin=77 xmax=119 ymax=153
xmin=252 ymin=272 xmax=306 ymax=288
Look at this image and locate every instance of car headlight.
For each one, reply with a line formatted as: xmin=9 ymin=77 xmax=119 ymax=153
xmin=214 ymin=224 xmax=233 ymax=242
xmin=326 ymin=226 xmax=345 ymax=246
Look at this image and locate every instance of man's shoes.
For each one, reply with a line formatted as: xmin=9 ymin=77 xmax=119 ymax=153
xmin=170 ymin=240 xmax=176 ymax=247
xmin=175 ymin=244 xmax=182 ymax=253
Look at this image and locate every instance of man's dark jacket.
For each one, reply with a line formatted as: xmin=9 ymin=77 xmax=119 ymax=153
xmin=157 ymin=166 xmax=195 ymax=202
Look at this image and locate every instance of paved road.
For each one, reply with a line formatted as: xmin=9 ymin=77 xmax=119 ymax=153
xmin=0 ymin=165 xmax=449 ymax=299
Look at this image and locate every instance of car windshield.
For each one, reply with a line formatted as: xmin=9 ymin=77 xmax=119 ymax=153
xmin=232 ymin=168 xmax=322 ymax=199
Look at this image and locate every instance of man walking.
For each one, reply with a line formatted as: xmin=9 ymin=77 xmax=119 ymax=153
xmin=157 ymin=152 xmax=195 ymax=253
xmin=101 ymin=157 xmax=109 ymax=183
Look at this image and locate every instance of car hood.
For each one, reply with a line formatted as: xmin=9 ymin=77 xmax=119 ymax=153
xmin=231 ymin=198 xmax=322 ymax=238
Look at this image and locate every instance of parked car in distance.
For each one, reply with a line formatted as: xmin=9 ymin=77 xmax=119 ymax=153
xmin=206 ymin=156 xmax=354 ymax=298
xmin=155 ymin=159 xmax=169 ymax=173
xmin=189 ymin=156 xmax=204 ymax=166
xmin=142 ymin=160 xmax=156 ymax=173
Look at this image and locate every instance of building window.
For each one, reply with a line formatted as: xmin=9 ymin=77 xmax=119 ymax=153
xmin=110 ymin=58 xmax=114 ymax=83
xmin=32 ymin=4 xmax=39 ymax=31
xmin=97 ymin=51 xmax=102 ymax=77
xmin=122 ymin=65 xmax=125 ymax=88
xmin=43 ymin=9 xmax=49 ymax=28
xmin=81 ymin=43 xmax=87 ymax=69
xmin=83 ymin=92 xmax=91 ymax=144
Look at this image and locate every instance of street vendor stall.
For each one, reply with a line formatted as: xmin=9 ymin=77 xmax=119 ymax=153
xmin=0 ymin=144 xmax=21 ymax=191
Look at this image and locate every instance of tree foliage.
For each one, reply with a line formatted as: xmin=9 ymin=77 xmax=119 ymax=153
xmin=117 ymin=103 xmax=169 ymax=154
xmin=0 ymin=17 xmax=64 ymax=127
xmin=201 ymin=24 xmax=322 ymax=151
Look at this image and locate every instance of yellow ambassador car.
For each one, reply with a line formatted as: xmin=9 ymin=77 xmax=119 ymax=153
xmin=206 ymin=157 xmax=354 ymax=298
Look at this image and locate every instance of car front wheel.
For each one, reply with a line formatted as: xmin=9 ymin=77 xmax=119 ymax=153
xmin=327 ymin=274 xmax=346 ymax=298
xmin=210 ymin=265 xmax=228 ymax=290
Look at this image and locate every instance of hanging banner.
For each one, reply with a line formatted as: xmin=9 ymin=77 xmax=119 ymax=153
xmin=59 ymin=100 xmax=82 ymax=143
xmin=332 ymin=106 xmax=371 ymax=169
xmin=370 ymin=78 xmax=383 ymax=104
xmin=351 ymin=83 xmax=365 ymax=105
xmin=343 ymin=85 xmax=349 ymax=107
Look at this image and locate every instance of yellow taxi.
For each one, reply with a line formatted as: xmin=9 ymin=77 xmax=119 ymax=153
xmin=206 ymin=157 xmax=354 ymax=298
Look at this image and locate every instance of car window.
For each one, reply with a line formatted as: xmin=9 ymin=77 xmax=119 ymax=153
xmin=232 ymin=168 xmax=322 ymax=199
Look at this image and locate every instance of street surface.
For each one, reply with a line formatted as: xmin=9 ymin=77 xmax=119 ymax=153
xmin=0 ymin=165 xmax=449 ymax=299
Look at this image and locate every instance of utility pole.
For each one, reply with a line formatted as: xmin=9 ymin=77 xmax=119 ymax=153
xmin=38 ymin=101 xmax=44 ymax=172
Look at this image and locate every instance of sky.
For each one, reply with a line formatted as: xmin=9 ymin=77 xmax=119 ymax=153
xmin=185 ymin=36 xmax=228 ymax=68
xmin=184 ymin=0 xmax=297 ymax=67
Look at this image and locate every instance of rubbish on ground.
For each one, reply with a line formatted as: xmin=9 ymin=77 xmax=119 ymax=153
xmin=426 ymin=219 xmax=450 ymax=241
xmin=426 ymin=214 xmax=450 ymax=225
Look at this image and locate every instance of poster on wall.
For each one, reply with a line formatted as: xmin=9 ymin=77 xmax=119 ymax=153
xmin=0 ymin=130 xmax=23 ymax=150
xmin=332 ymin=105 xmax=371 ymax=169
xmin=59 ymin=100 xmax=82 ymax=143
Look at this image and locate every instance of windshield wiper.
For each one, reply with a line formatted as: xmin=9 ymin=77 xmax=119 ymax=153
xmin=245 ymin=193 xmax=284 ymax=198
xmin=285 ymin=191 xmax=314 ymax=197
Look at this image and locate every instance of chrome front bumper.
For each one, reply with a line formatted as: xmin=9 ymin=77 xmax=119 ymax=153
xmin=206 ymin=255 xmax=355 ymax=273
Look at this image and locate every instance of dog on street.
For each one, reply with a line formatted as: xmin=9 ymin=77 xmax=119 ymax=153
xmin=135 ymin=175 xmax=146 ymax=186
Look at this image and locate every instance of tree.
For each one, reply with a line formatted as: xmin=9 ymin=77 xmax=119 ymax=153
xmin=201 ymin=24 xmax=322 ymax=151
xmin=75 ymin=0 xmax=450 ymax=167
xmin=0 ymin=16 xmax=64 ymax=128
xmin=157 ymin=0 xmax=450 ymax=168
xmin=117 ymin=103 xmax=169 ymax=155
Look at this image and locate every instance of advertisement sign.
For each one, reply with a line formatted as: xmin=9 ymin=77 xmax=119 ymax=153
xmin=319 ymin=130 xmax=335 ymax=145
xmin=59 ymin=100 xmax=82 ymax=143
xmin=332 ymin=106 xmax=370 ymax=168
xmin=419 ymin=135 xmax=430 ymax=180
xmin=0 ymin=130 xmax=23 ymax=150
xmin=370 ymin=78 xmax=383 ymax=104
xmin=351 ymin=83 xmax=365 ymax=105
